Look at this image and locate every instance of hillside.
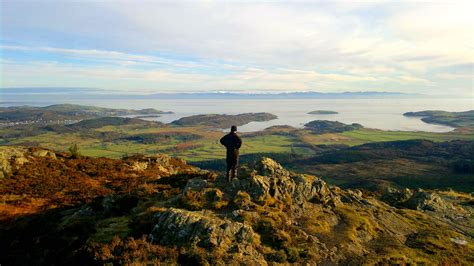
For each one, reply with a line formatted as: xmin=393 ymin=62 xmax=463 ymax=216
xmin=297 ymin=139 xmax=474 ymax=191
xmin=404 ymin=110 xmax=474 ymax=128
xmin=1 ymin=147 xmax=472 ymax=265
xmin=171 ymin=113 xmax=278 ymax=128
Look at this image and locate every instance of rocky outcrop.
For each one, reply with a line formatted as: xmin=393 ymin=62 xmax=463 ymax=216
xmin=381 ymin=187 xmax=452 ymax=211
xmin=229 ymin=157 xmax=337 ymax=205
xmin=404 ymin=189 xmax=452 ymax=211
xmin=32 ymin=149 xmax=57 ymax=159
xmin=380 ymin=187 xmax=413 ymax=206
xmin=0 ymin=147 xmax=29 ymax=178
xmin=2 ymin=148 xmax=473 ymax=265
xmin=150 ymin=208 xmax=259 ymax=254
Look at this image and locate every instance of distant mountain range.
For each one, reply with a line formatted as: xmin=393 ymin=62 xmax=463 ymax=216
xmin=147 ymin=91 xmax=418 ymax=99
xmin=1 ymin=87 xmax=420 ymax=99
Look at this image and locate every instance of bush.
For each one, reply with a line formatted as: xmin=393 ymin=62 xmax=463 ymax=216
xmin=68 ymin=143 xmax=81 ymax=158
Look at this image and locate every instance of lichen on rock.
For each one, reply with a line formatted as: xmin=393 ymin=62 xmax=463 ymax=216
xmin=150 ymin=208 xmax=256 ymax=250
xmin=229 ymin=157 xmax=337 ymax=205
xmin=381 ymin=187 xmax=452 ymax=211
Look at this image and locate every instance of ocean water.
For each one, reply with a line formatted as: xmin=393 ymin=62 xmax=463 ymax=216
xmin=1 ymin=96 xmax=473 ymax=132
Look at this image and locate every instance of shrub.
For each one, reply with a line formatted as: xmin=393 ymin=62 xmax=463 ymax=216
xmin=68 ymin=143 xmax=81 ymax=158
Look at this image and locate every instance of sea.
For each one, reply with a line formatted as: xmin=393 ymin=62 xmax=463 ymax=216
xmin=1 ymin=96 xmax=473 ymax=133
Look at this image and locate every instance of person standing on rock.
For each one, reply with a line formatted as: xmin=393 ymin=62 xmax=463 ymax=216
xmin=220 ymin=125 xmax=242 ymax=182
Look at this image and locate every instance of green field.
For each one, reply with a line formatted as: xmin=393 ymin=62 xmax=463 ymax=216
xmin=3 ymin=123 xmax=473 ymax=162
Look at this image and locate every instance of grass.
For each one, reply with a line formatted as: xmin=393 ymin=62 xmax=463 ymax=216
xmin=89 ymin=216 xmax=131 ymax=243
xmin=301 ymin=128 xmax=474 ymax=146
xmin=2 ymin=124 xmax=473 ymax=163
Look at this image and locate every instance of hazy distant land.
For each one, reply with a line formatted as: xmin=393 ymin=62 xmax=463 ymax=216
xmin=404 ymin=110 xmax=474 ymax=128
xmin=0 ymin=104 xmax=172 ymax=126
xmin=171 ymin=113 xmax=278 ymax=128
xmin=1 ymin=87 xmax=419 ymax=99
xmin=308 ymin=110 xmax=338 ymax=115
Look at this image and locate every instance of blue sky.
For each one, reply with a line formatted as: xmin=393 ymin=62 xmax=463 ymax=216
xmin=1 ymin=0 xmax=473 ymax=95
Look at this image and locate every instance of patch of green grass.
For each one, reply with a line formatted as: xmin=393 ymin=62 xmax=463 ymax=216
xmin=88 ymin=216 xmax=131 ymax=243
xmin=302 ymin=129 xmax=474 ymax=146
xmin=3 ymin=124 xmax=473 ymax=165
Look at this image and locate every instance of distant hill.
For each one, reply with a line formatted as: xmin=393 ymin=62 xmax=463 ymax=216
xmin=0 ymin=104 xmax=172 ymax=124
xmin=404 ymin=110 xmax=474 ymax=128
xmin=68 ymin=117 xmax=162 ymax=129
xmin=304 ymin=120 xmax=363 ymax=133
xmin=171 ymin=113 xmax=278 ymax=128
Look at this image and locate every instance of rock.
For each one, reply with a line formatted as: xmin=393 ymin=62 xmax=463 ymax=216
xmin=100 ymin=194 xmax=139 ymax=216
xmin=125 ymin=154 xmax=189 ymax=176
xmin=184 ymin=178 xmax=208 ymax=192
xmin=32 ymin=149 xmax=57 ymax=159
xmin=58 ymin=206 xmax=96 ymax=230
xmin=404 ymin=189 xmax=451 ymax=211
xmin=130 ymin=161 xmax=148 ymax=171
xmin=450 ymin=238 xmax=468 ymax=245
xmin=380 ymin=187 xmax=413 ymax=206
xmin=381 ymin=187 xmax=451 ymax=212
xmin=341 ymin=189 xmax=369 ymax=206
xmin=150 ymin=208 xmax=256 ymax=251
xmin=230 ymin=157 xmax=335 ymax=205
xmin=0 ymin=147 xmax=29 ymax=178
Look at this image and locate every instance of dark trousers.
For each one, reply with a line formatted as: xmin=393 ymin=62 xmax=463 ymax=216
xmin=226 ymin=149 xmax=239 ymax=181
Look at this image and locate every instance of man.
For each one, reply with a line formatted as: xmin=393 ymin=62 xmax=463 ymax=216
xmin=220 ymin=125 xmax=242 ymax=182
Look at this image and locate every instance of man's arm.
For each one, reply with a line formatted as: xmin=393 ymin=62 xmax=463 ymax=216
xmin=235 ymin=135 xmax=242 ymax=149
xmin=220 ymin=135 xmax=226 ymax=146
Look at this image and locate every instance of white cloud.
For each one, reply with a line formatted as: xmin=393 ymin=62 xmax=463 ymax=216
xmin=1 ymin=0 xmax=473 ymax=94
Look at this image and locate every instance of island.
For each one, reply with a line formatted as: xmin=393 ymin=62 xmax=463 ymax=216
xmin=403 ymin=110 xmax=474 ymax=128
xmin=171 ymin=113 xmax=278 ymax=128
xmin=0 ymin=104 xmax=172 ymax=127
xmin=308 ymin=110 xmax=338 ymax=115
xmin=304 ymin=120 xmax=363 ymax=134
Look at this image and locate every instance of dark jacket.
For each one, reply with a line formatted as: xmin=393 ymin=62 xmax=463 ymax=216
xmin=220 ymin=132 xmax=242 ymax=162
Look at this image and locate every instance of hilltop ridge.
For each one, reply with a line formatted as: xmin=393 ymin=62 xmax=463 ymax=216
xmin=0 ymin=147 xmax=472 ymax=265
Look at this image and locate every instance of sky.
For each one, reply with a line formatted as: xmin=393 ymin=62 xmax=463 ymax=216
xmin=0 ymin=0 xmax=473 ymax=95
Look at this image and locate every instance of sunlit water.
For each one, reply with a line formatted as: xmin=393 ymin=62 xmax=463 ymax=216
xmin=1 ymin=96 xmax=473 ymax=132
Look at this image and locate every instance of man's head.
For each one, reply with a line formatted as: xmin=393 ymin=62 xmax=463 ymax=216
xmin=231 ymin=125 xmax=237 ymax=132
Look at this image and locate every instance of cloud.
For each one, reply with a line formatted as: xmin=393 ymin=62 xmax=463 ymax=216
xmin=0 ymin=45 xmax=206 ymax=68
xmin=1 ymin=0 xmax=473 ymax=95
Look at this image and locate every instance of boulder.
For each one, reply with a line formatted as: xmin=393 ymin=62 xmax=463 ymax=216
xmin=381 ymin=187 xmax=413 ymax=206
xmin=404 ymin=189 xmax=451 ymax=211
xmin=150 ymin=208 xmax=255 ymax=250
